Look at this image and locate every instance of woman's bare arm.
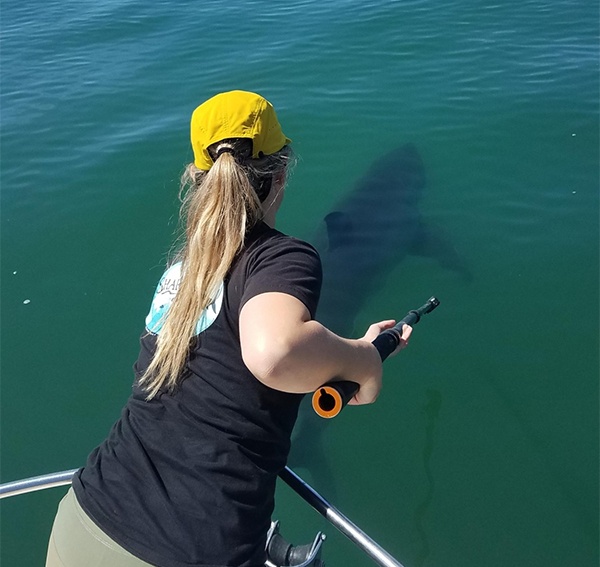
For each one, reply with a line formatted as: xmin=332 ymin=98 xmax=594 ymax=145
xmin=240 ymin=292 xmax=410 ymax=404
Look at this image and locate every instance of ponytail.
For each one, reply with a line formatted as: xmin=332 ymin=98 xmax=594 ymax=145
xmin=139 ymin=141 xmax=292 ymax=399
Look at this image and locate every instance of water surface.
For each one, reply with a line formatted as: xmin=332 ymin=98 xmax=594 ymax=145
xmin=1 ymin=1 xmax=598 ymax=565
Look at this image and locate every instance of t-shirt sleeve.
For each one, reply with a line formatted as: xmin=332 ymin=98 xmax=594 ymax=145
xmin=240 ymin=236 xmax=322 ymax=319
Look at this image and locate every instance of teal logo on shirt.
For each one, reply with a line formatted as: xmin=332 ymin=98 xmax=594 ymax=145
xmin=145 ymin=262 xmax=224 ymax=335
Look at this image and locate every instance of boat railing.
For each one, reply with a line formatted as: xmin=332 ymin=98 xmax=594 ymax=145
xmin=0 ymin=469 xmax=77 ymax=499
xmin=1 ymin=467 xmax=406 ymax=567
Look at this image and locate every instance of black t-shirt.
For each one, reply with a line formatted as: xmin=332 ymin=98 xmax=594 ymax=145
xmin=72 ymin=223 xmax=322 ymax=567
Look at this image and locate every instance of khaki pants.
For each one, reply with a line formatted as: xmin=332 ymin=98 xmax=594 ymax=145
xmin=45 ymin=488 xmax=155 ymax=567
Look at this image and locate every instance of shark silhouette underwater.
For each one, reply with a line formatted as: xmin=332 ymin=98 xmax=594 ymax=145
xmin=314 ymin=142 xmax=471 ymax=336
xmin=288 ymin=143 xmax=471 ymax=491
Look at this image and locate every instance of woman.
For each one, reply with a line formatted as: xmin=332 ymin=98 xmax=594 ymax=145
xmin=46 ymin=90 xmax=412 ymax=567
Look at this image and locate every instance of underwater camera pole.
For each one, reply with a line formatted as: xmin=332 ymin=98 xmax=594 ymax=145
xmin=279 ymin=466 xmax=406 ymax=567
xmin=312 ymin=297 xmax=440 ymax=418
xmin=280 ymin=298 xmax=440 ymax=564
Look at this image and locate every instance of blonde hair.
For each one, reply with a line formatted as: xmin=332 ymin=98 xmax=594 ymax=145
xmin=139 ymin=140 xmax=292 ymax=399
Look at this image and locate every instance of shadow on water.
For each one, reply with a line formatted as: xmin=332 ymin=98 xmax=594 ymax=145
xmin=288 ymin=144 xmax=471 ymax=496
xmin=413 ymin=389 xmax=442 ymax=567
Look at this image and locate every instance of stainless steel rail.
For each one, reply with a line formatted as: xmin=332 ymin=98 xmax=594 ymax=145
xmin=279 ymin=467 xmax=406 ymax=567
xmin=0 ymin=469 xmax=77 ymax=499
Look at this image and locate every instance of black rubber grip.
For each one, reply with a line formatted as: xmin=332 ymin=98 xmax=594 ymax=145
xmin=311 ymin=297 xmax=439 ymax=418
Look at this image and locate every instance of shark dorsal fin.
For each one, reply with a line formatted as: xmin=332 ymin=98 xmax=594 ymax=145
xmin=324 ymin=211 xmax=354 ymax=251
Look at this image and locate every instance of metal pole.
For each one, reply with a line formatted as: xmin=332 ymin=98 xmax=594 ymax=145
xmin=279 ymin=467 xmax=406 ymax=567
xmin=0 ymin=469 xmax=77 ymax=499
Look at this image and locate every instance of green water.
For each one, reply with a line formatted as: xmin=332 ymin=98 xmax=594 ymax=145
xmin=1 ymin=1 xmax=598 ymax=566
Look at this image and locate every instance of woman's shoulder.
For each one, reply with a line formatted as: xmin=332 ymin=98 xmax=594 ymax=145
xmin=240 ymin=223 xmax=322 ymax=282
xmin=248 ymin=222 xmax=319 ymax=257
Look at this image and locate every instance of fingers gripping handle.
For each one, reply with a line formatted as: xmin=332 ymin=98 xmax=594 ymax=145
xmin=312 ymin=297 xmax=440 ymax=418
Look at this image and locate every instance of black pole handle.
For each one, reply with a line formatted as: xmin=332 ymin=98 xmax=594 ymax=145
xmin=311 ymin=297 xmax=440 ymax=418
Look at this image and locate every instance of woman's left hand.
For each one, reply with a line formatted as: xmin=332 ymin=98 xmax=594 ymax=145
xmin=360 ymin=320 xmax=412 ymax=356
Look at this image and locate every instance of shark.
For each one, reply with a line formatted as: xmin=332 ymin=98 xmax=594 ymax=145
xmin=314 ymin=142 xmax=471 ymax=336
xmin=287 ymin=143 xmax=471 ymax=493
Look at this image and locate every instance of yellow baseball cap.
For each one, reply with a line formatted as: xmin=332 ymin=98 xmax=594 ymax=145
xmin=190 ymin=90 xmax=292 ymax=171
